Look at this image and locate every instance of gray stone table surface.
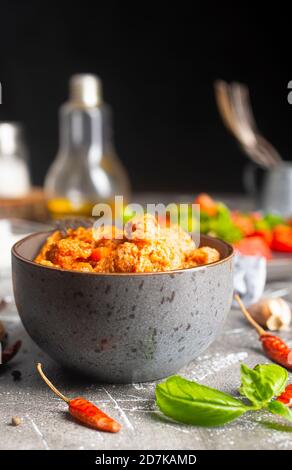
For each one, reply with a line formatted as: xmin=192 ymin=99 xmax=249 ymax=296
xmin=1 ymin=274 xmax=292 ymax=450
xmin=0 ymin=193 xmax=291 ymax=450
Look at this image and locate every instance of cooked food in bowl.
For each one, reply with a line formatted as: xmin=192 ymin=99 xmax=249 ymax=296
xmin=12 ymin=231 xmax=233 ymax=383
xmin=35 ymin=214 xmax=220 ymax=273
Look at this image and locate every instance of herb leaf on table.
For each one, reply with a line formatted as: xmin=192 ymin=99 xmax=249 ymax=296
xmin=155 ymin=375 xmax=250 ymax=427
xmin=155 ymin=363 xmax=292 ymax=428
xmin=239 ymin=363 xmax=288 ymax=407
xmin=267 ymin=400 xmax=292 ymax=423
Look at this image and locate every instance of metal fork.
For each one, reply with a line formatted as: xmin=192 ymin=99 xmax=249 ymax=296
xmin=214 ymin=80 xmax=282 ymax=168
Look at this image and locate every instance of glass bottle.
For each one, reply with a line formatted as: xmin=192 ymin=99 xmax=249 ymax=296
xmin=0 ymin=123 xmax=30 ymax=198
xmin=44 ymin=74 xmax=130 ymax=218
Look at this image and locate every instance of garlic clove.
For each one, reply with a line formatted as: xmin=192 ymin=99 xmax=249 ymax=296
xmin=266 ymin=314 xmax=286 ymax=331
xmin=248 ymin=300 xmax=270 ymax=326
xmin=248 ymin=297 xmax=291 ymax=331
xmin=269 ymin=298 xmax=292 ymax=330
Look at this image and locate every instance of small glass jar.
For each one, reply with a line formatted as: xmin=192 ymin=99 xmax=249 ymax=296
xmin=0 ymin=123 xmax=30 ymax=198
xmin=45 ymin=74 xmax=130 ymax=218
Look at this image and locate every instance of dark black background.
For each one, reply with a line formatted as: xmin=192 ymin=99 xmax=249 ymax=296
xmin=0 ymin=1 xmax=291 ymax=193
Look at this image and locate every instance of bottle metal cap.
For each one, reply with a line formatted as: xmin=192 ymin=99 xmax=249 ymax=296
xmin=69 ymin=74 xmax=102 ymax=107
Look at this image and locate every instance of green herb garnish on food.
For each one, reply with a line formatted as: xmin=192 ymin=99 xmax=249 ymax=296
xmin=155 ymin=363 xmax=292 ymax=427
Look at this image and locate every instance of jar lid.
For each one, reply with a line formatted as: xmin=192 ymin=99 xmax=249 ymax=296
xmin=0 ymin=122 xmax=23 ymax=156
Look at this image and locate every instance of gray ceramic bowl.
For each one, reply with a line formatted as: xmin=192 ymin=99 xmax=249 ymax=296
xmin=12 ymin=232 xmax=233 ymax=383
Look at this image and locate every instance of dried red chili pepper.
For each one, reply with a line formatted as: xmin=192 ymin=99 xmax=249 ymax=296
xmin=1 ymin=340 xmax=22 ymax=365
xmin=36 ymin=363 xmax=121 ymax=433
xmin=276 ymin=384 xmax=292 ymax=407
xmin=235 ymin=295 xmax=292 ymax=370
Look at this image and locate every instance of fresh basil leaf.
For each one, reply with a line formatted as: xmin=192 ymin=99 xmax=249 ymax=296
xmin=156 ymin=376 xmax=249 ymax=427
xmin=268 ymin=400 xmax=292 ymax=423
xmin=239 ymin=363 xmax=288 ymax=406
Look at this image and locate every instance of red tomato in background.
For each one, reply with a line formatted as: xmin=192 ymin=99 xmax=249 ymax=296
xmin=249 ymin=229 xmax=273 ymax=247
xmin=271 ymin=225 xmax=292 ymax=253
xmin=233 ymin=236 xmax=272 ymax=260
xmin=195 ymin=193 xmax=218 ymax=217
xmin=231 ymin=211 xmax=255 ymax=236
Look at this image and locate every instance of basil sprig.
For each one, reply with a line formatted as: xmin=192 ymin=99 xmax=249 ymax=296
xmin=156 ymin=375 xmax=251 ymax=426
xmin=239 ymin=363 xmax=288 ymax=407
xmin=155 ymin=363 xmax=292 ymax=427
xmin=268 ymin=400 xmax=292 ymax=422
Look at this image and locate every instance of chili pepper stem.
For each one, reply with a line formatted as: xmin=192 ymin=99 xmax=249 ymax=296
xmin=235 ymin=294 xmax=267 ymax=337
xmin=37 ymin=363 xmax=70 ymax=403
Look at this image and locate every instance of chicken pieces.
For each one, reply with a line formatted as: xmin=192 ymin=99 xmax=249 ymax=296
xmin=35 ymin=214 xmax=220 ymax=273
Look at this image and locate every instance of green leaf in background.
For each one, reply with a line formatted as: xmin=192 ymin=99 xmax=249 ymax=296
xmin=155 ymin=375 xmax=250 ymax=427
xmin=123 ymin=207 xmax=136 ymax=224
xmin=206 ymin=204 xmax=243 ymax=243
xmin=239 ymin=364 xmax=288 ymax=407
xmin=268 ymin=400 xmax=292 ymax=423
xmin=263 ymin=213 xmax=285 ymax=229
xmin=254 ymin=219 xmax=270 ymax=232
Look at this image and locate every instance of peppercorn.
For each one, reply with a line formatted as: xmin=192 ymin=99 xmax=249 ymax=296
xmin=11 ymin=416 xmax=21 ymax=426
xmin=11 ymin=370 xmax=22 ymax=381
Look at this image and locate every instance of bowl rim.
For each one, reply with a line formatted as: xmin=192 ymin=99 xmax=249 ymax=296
xmin=12 ymin=230 xmax=234 ymax=277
